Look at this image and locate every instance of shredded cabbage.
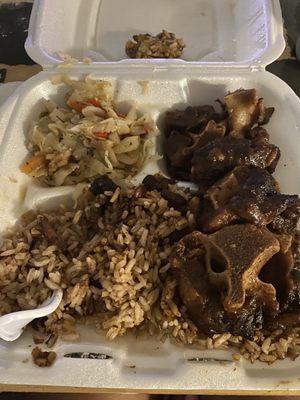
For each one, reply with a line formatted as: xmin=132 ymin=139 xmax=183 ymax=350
xmin=22 ymin=76 xmax=156 ymax=186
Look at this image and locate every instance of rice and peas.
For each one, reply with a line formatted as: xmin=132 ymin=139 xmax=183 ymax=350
xmin=0 ymin=181 xmax=198 ymax=352
xmin=0 ymin=77 xmax=299 ymax=366
xmin=1 ymin=180 xmax=299 ymax=365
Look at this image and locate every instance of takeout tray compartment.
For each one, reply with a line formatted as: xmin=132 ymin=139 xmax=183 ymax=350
xmin=1 ymin=66 xmax=300 ymax=391
xmin=1 ymin=0 xmax=299 ymax=393
xmin=25 ymin=0 xmax=285 ymax=66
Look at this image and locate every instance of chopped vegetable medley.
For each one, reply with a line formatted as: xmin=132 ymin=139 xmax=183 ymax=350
xmin=20 ymin=76 xmax=156 ymax=186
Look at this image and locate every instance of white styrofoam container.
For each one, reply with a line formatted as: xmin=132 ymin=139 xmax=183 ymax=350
xmin=1 ymin=0 xmax=300 ymax=394
xmin=25 ymin=0 xmax=285 ymax=66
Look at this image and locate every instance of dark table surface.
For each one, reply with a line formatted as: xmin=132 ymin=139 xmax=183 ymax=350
xmin=266 ymin=0 xmax=300 ymax=96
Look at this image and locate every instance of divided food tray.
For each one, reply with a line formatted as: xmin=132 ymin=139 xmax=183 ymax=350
xmin=0 ymin=0 xmax=300 ymax=394
xmin=1 ymin=67 xmax=300 ymax=393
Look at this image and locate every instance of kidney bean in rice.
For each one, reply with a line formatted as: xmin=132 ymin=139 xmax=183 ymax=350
xmin=0 ymin=178 xmax=299 ymax=365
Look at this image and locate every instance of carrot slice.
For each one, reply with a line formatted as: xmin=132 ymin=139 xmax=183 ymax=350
xmin=67 ymin=99 xmax=86 ymax=113
xmin=20 ymin=154 xmax=45 ymax=174
xmin=93 ymin=131 xmax=109 ymax=139
xmin=88 ymin=98 xmax=101 ymax=107
xmin=68 ymin=98 xmax=107 ymax=114
xmin=87 ymin=98 xmax=107 ymax=113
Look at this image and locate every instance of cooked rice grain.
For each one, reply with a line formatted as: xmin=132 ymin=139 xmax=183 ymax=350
xmin=0 ymin=183 xmax=299 ymax=364
xmin=0 ymin=184 xmax=194 ymax=340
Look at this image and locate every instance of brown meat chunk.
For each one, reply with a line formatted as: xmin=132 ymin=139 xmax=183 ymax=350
xmin=191 ymin=136 xmax=280 ymax=192
xmin=31 ymin=346 xmax=57 ymax=367
xmin=164 ymin=105 xmax=224 ymax=137
xmin=142 ymin=174 xmax=189 ymax=214
xmin=164 ymin=120 xmax=226 ymax=173
xmin=162 ymin=89 xmax=276 ymax=186
xmin=200 ymin=166 xmax=300 ymax=234
xmin=172 ymin=226 xmax=284 ymax=310
xmin=292 ymin=230 xmax=300 ymax=271
xmin=174 ymin=255 xmax=231 ymax=336
xmin=265 ymin=311 xmax=300 ymax=331
xmin=224 ymin=89 xmax=274 ymax=137
xmin=142 ymin=174 xmax=175 ymax=191
xmin=259 ymin=233 xmax=294 ymax=307
xmin=201 ymin=225 xmax=280 ymax=313
xmin=264 ymin=254 xmax=300 ymax=331
xmin=269 ymin=204 xmax=300 ymax=234
xmin=172 ymin=226 xmax=299 ymax=338
xmin=164 ymin=131 xmax=193 ymax=169
xmin=246 ymin=126 xmax=270 ymax=145
xmin=279 ymin=231 xmax=300 ymax=312
xmin=171 ymin=229 xmax=269 ymax=338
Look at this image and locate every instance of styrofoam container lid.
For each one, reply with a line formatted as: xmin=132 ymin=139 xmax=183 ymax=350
xmin=25 ymin=0 xmax=285 ymax=67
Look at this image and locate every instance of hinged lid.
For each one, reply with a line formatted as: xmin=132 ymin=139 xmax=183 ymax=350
xmin=25 ymin=0 xmax=285 ymax=69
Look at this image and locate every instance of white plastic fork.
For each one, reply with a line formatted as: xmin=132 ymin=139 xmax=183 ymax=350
xmin=0 ymin=290 xmax=63 ymax=341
